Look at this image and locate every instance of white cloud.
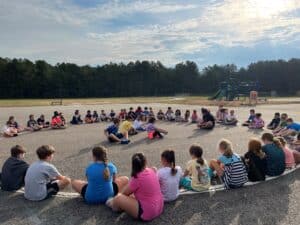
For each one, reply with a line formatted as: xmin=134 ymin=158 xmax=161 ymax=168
xmin=0 ymin=0 xmax=299 ymax=66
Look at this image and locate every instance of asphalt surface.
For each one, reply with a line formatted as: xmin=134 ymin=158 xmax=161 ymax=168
xmin=0 ymin=103 xmax=299 ymax=225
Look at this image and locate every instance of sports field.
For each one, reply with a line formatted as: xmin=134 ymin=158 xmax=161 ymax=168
xmin=0 ymin=103 xmax=300 ymax=225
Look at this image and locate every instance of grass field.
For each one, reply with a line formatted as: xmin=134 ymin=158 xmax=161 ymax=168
xmin=0 ymin=96 xmax=300 ymax=107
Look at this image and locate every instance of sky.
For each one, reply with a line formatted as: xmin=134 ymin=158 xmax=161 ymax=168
xmin=0 ymin=0 xmax=299 ymax=68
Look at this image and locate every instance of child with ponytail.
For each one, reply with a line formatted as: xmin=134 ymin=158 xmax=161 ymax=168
xmin=157 ymin=150 xmax=183 ymax=202
xmin=278 ymin=137 xmax=296 ymax=168
xmin=108 ymin=153 xmax=164 ymax=221
xmin=180 ymin=144 xmax=210 ymax=191
xmin=261 ymin=133 xmax=285 ymax=176
xmin=71 ymin=146 xmax=128 ymax=204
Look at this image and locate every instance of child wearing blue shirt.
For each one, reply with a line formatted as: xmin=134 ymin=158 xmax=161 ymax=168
xmin=261 ymin=133 xmax=285 ymax=176
xmin=71 ymin=146 xmax=129 ymax=204
xmin=209 ymin=139 xmax=242 ymax=177
xmin=104 ymin=118 xmax=130 ymax=144
xmin=209 ymin=139 xmax=248 ymax=189
xmin=276 ymin=118 xmax=300 ymax=138
xmin=267 ymin=112 xmax=280 ymax=130
xmin=242 ymin=109 xmax=255 ymax=126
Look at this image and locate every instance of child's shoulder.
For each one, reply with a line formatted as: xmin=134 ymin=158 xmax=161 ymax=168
xmin=108 ymin=161 xmax=116 ymax=168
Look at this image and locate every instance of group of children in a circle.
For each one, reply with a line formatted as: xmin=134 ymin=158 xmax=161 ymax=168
xmin=101 ymin=105 xmax=300 ymax=145
xmin=1 ymin=104 xmax=300 ymax=221
xmin=2 ymin=106 xmax=300 ymax=148
xmin=1 ymin=129 xmax=300 ymax=221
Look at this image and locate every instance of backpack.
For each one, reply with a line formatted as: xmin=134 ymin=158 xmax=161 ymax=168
xmin=223 ymin=160 xmax=248 ymax=189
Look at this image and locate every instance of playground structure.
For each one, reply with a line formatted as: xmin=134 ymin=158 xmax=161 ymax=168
xmin=210 ymin=77 xmax=259 ymax=102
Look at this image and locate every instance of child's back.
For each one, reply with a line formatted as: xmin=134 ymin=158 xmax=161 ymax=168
xmin=186 ymin=159 xmax=210 ymax=191
xmin=85 ymin=162 xmax=116 ymax=204
xmin=262 ymin=143 xmax=285 ymax=176
xmin=282 ymin=146 xmax=295 ymax=168
xmin=158 ymin=166 xmax=182 ymax=202
xmin=24 ymin=160 xmax=60 ymax=201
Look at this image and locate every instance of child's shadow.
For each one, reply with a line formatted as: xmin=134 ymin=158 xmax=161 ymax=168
xmin=66 ymin=140 xmax=110 ymax=159
xmin=221 ymin=124 xmax=238 ymax=130
xmin=247 ymin=128 xmax=265 ymax=135
xmin=121 ymin=136 xmax=163 ymax=150
xmin=188 ymin=129 xmax=213 ymax=139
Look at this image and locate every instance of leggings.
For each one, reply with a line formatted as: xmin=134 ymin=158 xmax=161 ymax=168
xmin=153 ymin=131 xmax=163 ymax=138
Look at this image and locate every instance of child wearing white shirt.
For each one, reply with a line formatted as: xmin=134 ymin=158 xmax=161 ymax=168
xmin=157 ymin=150 xmax=182 ymax=202
xmin=133 ymin=116 xmax=146 ymax=131
xmin=224 ymin=110 xmax=238 ymax=125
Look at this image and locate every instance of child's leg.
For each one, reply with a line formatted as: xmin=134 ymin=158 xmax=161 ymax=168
xmin=156 ymin=127 xmax=168 ymax=134
xmin=153 ymin=130 xmax=163 ymax=138
xmin=71 ymin=179 xmax=87 ymax=194
xmin=128 ymin=128 xmax=138 ymax=135
xmin=109 ymin=134 xmax=121 ymax=142
xmin=114 ymin=176 xmax=129 ymax=193
xmin=59 ymin=124 xmax=66 ymax=129
xmin=57 ymin=177 xmax=71 ymax=190
xmin=17 ymin=127 xmax=25 ymax=133
xmin=277 ymin=127 xmax=285 ymax=133
xmin=180 ymin=177 xmax=193 ymax=190
xmin=122 ymin=131 xmax=129 ymax=140
xmin=111 ymin=194 xmax=139 ymax=218
xmin=3 ymin=131 xmax=14 ymax=137
xmin=279 ymin=129 xmax=291 ymax=137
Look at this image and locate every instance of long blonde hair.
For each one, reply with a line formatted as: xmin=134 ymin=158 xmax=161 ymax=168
xmin=219 ymin=139 xmax=233 ymax=158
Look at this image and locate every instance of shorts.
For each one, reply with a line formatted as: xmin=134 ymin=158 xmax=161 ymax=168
xmin=108 ymin=133 xmax=124 ymax=142
xmin=138 ymin=201 xmax=144 ymax=221
xmin=44 ymin=181 xmax=59 ymax=200
xmin=81 ymin=182 xmax=119 ymax=199
xmin=180 ymin=177 xmax=193 ymax=191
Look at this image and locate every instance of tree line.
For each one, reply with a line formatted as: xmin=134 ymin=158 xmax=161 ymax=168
xmin=0 ymin=57 xmax=299 ymax=98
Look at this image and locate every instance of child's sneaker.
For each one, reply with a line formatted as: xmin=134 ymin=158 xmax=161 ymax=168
xmin=121 ymin=139 xmax=130 ymax=144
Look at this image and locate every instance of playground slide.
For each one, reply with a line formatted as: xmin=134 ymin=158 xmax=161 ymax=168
xmin=209 ymin=89 xmax=223 ymax=100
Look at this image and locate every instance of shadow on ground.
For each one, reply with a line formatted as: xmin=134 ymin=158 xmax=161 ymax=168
xmin=1 ymin=169 xmax=299 ymax=225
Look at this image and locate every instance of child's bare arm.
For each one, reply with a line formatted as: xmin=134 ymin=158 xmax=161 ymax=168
xmin=183 ymin=169 xmax=190 ymax=177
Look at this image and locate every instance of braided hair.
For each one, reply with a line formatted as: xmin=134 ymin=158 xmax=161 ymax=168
xmin=92 ymin=146 xmax=110 ymax=181
xmin=161 ymin=150 xmax=177 ymax=176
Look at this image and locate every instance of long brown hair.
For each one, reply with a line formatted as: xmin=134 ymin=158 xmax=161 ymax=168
xmin=261 ymin=133 xmax=282 ymax=148
xmin=92 ymin=146 xmax=110 ymax=181
xmin=189 ymin=144 xmax=204 ymax=165
xmin=131 ymin=153 xmax=146 ymax=178
xmin=219 ymin=139 xmax=233 ymax=158
xmin=161 ymin=150 xmax=177 ymax=176
xmin=248 ymin=138 xmax=265 ymax=159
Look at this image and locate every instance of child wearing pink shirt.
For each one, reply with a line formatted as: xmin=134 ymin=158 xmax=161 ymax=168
xmin=278 ymin=137 xmax=295 ymax=168
xmin=191 ymin=110 xmax=198 ymax=123
xmin=249 ymin=113 xmax=265 ymax=129
xmin=107 ymin=153 xmax=164 ymax=221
